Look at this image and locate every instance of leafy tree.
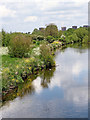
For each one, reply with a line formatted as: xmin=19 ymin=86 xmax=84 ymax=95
xmin=58 ymin=30 xmax=63 ymax=38
xmin=8 ymin=34 xmax=32 ymax=58
xmin=67 ymin=34 xmax=79 ymax=43
xmin=46 ymin=36 xmax=55 ymax=43
xmin=74 ymin=28 xmax=88 ymax=41
xmin=64 ymin=28 xmax=75 ymax=37
xmin=5 ymin=33 xmax=11 ymax=46
xmin=45 ymin=23 xmax=58 ymax=37
xmin=2 ymin=29 xmax=6 ymax=46
xmin=82 ymin=35 xmax=88 ymax=43
xmin=32 ymin=28 xmax=45 ymax=36
xmin=32 ymin=28 xmax=39 ymax=34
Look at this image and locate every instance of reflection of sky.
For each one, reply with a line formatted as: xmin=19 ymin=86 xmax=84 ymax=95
xmin=0 ymin=47 xmax=88 ymax=118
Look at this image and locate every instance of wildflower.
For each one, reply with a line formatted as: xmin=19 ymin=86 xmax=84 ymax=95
xmin=28 ymin=78 xmax=32 ymax=81
xmin=3 ymin=68 xmax=9 ymax=72
xmin=16 ymin=65 xmax=19 ymax=68
xmin=16 ymin=80 xmax=19 ymax=83
xmin=15 ymin=72 xmax=18 ymax=75
xmin=12 ymin=79 xmax=15 ymax=81
xmin=29 ymin=67 xmax=32 ymax=70
xmin=25 ymin=59 xmax=30 ymax=63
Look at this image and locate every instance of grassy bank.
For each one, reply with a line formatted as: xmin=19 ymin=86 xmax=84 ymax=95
xmin=2 ymin=44 xmax=55 ymax=95
xmin=1 ymin=25 xmax=89 ymax=97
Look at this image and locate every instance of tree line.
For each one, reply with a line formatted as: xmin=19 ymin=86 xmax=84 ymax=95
xmin=1 ymin=23 xmax=89 ymax=47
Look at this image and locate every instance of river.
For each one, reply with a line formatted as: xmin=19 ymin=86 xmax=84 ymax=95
xmin=0 ymin=43 xmax=88 ymax=119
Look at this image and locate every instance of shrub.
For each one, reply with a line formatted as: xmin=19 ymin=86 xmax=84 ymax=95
xmin=82 ymin=35 xmax=88 ymax=43
xmin=46 ymin=36 xmax=55 ymax=43
xmin=74 ymin=28 xmax=88 ymax=41
xmin=32 ymin=35 xmax=37 ymax=40
xmin=67 ymin=34 xmax=79 ymax=43
xmin=8 ymin=34 xmax=32 ymax=58
xmin=40 ymin=43 xmax=55 ymax=68
xmin=37 ymin=35 xmax=44 ymax=41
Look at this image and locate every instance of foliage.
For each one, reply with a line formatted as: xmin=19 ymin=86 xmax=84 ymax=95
xmin=82 ymin=35 xmax=88 ymax=43
xmin=58 ymin=30 xmax=63 ymax=37
xmin=8 ymin=34 xmax=32 ymax=58
xmin=64 ymin=28 xmax=75 ymax=37
xmin=32 ymin=28 xmax=45 ymax=36
xmin=37 ymin=35 xmax=44 ymax=41
xmin=46 ymin=36 xmax=55 ymax=43
xmin=2 ymin=29 xmax=6 ymax=46
xmin=74 ymin=28 xmax=88 ymax=41
xmin=40 ymin=43 xmax=55 ymax=68
xmin=45 ymin=23 xmax=58 ymax=37
xmin=67 ymin=33 xmax=79 ymax=43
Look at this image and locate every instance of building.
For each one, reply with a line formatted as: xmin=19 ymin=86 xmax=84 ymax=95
xmin=72 ymin=26 xmax=77 ymax=29
xmin=83 ymin=25 xmax=89 ymax=28
xmin=61 ymin=27 xmax=66 ymax=31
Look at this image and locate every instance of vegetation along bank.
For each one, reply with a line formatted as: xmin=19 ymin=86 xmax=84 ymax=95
xmin=1 ymin=23 xmax=89 ymax=96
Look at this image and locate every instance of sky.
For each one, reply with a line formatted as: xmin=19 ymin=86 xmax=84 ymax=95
xmin=0 ymin=0 xmax=89 ymax=33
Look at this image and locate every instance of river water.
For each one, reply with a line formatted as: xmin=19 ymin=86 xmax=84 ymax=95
xmin=0 ymin=44 xmax=88 ymax=118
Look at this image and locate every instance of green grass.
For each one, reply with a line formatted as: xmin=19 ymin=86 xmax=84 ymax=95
xmin=2 ymin=55 xmax=22 ymax=67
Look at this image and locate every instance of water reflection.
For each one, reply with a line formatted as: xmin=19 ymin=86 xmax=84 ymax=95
xmin=0 ymin=43 xmax=88 ymax=118
xmin=40 ymin=68 xmax=55 ymax=88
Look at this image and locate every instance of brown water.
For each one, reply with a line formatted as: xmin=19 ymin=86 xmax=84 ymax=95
xmin=0 ymin=43 xmax=88 ymax=119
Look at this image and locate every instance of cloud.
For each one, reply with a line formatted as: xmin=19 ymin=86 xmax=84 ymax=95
xmin=24 ymin=16 xmax=37 ymax=22
xmin=72 ymin=61 xmax=84 ymax=75
xmin=0 ymin=5 xmax=16 ymax=18
xmin=0 ymin=0 xmax=88 ymax=32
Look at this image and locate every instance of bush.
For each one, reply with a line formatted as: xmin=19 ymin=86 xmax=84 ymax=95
xmin=46 ymin=36 xmax=55 ymax=43
xmin=59 ymin=37 xmax=66 ymax=42
xmin=8 ymin=34 xmax=32 ymax=58
xmin=74 ymin=28 xmax=88 ymax=41
xmin=37 ymin=35 xmax=44 ymax=41
xmin=40 ymin=43 xmax=55 ymax=68
xmin=67 ymin=34 xmax=79 ymax=43
xmin=82 ymin=35 xmax=88 ymax=43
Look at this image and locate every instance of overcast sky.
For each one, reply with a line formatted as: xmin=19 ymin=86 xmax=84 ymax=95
xmin=0 ymin=0 xmax=89 ymax=33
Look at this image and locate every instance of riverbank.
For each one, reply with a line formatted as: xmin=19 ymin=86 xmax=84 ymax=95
xmin=1 ymin=43 xmax=88 ymax=118
xmin=1 ymin=41 xmax=89 ymax=98
xmin=2 ymin=43 xmax=56 ymax=97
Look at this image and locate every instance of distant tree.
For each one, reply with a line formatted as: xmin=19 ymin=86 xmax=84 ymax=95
xmin=64 ymin=28 xmax=75 ymax=36
xmin=82 ymin=35 xmax=88 ymax=43
xmin=5 ymin=33 xmax=11 ymax=46
xmin=74 ymin=28 xmax=88 ymax=41
xmin=32 ymin=28 xmax=45 ymax=36
xmin=58 ymin=30 xmax=63 ymax=38
xmin=67 ymin=33 xmax=79 ymax=43
xmin=2 ymin=29 xmax=6 ymax=46
xmin=32 ymin=28 xmax=39 ymax=34
xmin=45 ymin=23 xmax=58 ymax=37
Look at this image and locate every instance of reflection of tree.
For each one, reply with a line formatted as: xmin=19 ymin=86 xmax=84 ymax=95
xmin=2 ymin=75 xmax=38 ymax=104
xmin=2 ymin=68 xmax=56 ymax=104
xmin=40 ymin=67 xmax=55 ymax=88
xmin=17 ymin=82 xmax=35 ymax=98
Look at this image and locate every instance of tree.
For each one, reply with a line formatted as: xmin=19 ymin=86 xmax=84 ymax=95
xmin=5 ymin=33 xmax=11 ymax=46
xmin=67 ymin=33 xmax=79 ymax=43
xmin=45 ymin=23 xmax=58 ymax=37
xmin=58 ymin=30 xmax=63 ymax=38
xmin=74 ymin=28 xmax=88 ymax=41
xmin=2 ymin=29 xmax=6 ymax=46
xmin=32 ymin=28 xmax=45 ymax=36
xmin=64 ymin=28 xmax=75 ymax=37
xmin=32 ymin=28 xmax=39 ymax=34
xmin=8 ymin=34 xmax=32 ymax=58
xmin=82 ymin=35 xmax=88 ymax=43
